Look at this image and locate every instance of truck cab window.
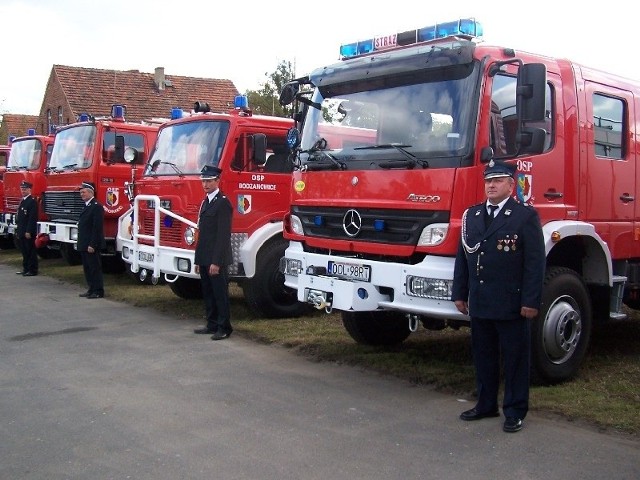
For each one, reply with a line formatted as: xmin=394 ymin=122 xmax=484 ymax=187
xmin=593 ymin=94 xmax=624 ymax=159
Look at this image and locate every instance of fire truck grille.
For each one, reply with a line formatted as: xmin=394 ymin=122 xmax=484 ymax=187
xmin=4 ymin=196 xmax=21 ymax=213
xmin=292 ymin=206 xmax=449 ymax=245
xmin=140 ymin=215 xmax=183 ymax=244
xmin=43 ymin=191 xmax=85 ymax=221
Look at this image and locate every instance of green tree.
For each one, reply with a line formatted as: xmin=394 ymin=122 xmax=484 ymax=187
xmin=245 ymin=60 xmax=296 ymax=118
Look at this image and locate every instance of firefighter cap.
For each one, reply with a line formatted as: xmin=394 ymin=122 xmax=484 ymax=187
xmin=79 ymin=181 xmax=95 ymax=192
xmin=483 ymin=159 xmax=516 ymax=180
xmin=20 ymin=180 xmax=33 ymax=189
xmin=200 ymin=165 xmax=222 ymax=180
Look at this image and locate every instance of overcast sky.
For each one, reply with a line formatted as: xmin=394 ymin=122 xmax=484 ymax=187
xmin=2 ymin=0 xmax=637 ymax=117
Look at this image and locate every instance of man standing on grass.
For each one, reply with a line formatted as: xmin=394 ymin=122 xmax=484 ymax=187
xmin=15 ymin=180 xmax=38 ymax=276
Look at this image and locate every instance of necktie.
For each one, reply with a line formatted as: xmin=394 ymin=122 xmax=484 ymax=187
xmin=485 ymin=204 xmax=499 ymax=228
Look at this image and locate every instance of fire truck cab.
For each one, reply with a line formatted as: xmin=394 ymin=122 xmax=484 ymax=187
xmin=39 ymin=105 xmax=159 ymax=269
xmin=279 ymin=18 xmax=640 ymax=383
xmin=116 ymin=98 xmax=307 ymax=318
xmin=1 ymin=130 xmax=55 ymax=253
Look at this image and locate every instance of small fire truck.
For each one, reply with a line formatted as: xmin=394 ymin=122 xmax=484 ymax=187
xmin=0 ymin=141 xmax=11 ymax=248
xmin=38 ymin=106 xmax=159 ymax=270
xmin=116 ymin=97 xmax=307 ymax=318
xmin=278 ymin=18 xmax=640 ymax=383
xmin=1 ymin=130 xmax=55 ymax=253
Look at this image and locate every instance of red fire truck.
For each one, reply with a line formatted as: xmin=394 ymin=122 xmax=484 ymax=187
xmin=39 ymin=105 xmax=158 ymax=269
xmin=278 ymin=18 xmax=640 ymax=383
xmin=1 ymin=130 xmax=55 ymax=253
xmin=116 ymin=98 xmax=307 ymax=318
xmin=0 ymin=141 xmax=10 ymax=248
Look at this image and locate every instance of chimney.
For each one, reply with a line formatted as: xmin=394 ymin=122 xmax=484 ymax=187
xmin=154 ymin=67 xmax=165 ymax=91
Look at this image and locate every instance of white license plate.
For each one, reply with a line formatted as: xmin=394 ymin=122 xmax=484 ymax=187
xmin=327 ymin=260 xmax=371 ymax=282
xmin=139 ymin=251 xmax=154 ymax=263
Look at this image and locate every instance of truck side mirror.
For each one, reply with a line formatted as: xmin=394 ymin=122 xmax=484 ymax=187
xmin=518 ymin=127 xmax=547 ymax=155
xmin=517 ymin=63 xmax=546 ymax=122
xmin=114 ymin=135 xmax=126 ymax=162
xmin=252 ymin=133 xmax=267 ymax=165
xmin=279 ymin=81 xmax=299 ymax=106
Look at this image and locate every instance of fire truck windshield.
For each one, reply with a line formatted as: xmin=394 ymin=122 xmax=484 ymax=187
xmin=145 ymin=120 xmax=230 ymax=176
xmin=299 ymin=63 xmax=479 ymax=169
xmin=49 ymin=125 xmax=96 ymax=171
xmin=7 ymin=139 xmax=42 ymax=170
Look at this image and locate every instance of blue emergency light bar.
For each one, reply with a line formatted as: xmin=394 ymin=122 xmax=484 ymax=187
xmin=78 ymin=113 xmax=90 ymax=122
xmin=339 ymin=18 xmax=482 ymax=59
xmin=171 ymin=107 xmax=183 ymax=120
xmin=234 ymin=95 xmax=248 ymax=109
xmin=111 ymin=104 xmax=126 ymax=119
xmin=27 ymin=128 xmax=36 ymax=136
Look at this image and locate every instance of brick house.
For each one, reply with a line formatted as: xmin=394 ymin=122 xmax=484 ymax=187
xmin=31 ymin=65 xmax=239 ymax=138
xmin=0 ymin=113 xmax=40 ymax=144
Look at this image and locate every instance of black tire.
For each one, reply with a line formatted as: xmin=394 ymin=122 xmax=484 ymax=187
xmin=531 ymin=266 xmax=592 ymax=384
xmin=169 ymin=276 xmax=203 ymax=299
xmin=101 ymin=255 xmax=125 ymax=274
xmin=342 ymin=311 xmax=411 ymax=346
xmin=60 ymin=243 xmax=82 ymax=265
xmin=0 ymin=235 xmax=15 ymax=250
xmin=37 ymin=247 xmax=61 ymax=259
xmin=243 ymin=239 xmax=309 ymax=318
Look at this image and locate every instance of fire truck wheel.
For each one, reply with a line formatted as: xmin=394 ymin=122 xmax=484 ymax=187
xmin=243 ymin=239 xmax=310 ymax=319
xmin=60 ymin=244 xmax=82 ymax=266
xmin=0 ymin=235 xmax=15 ymax=250
xmin=37 ymin=247 xmax=61 ymax=259
xmin=531 ymin=266 xmax=592 ymax=385
xmin=341 ymin=311 xmax=411 ymax=346
xmin=169 ymin=277 xmax=203 ymax=299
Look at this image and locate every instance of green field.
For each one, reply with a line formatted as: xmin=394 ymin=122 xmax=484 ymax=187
xmin=2 ymin=250 xmax=639 ymax=437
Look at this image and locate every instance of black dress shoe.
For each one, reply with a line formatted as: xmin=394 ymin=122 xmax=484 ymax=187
xmin=211 ymin=331 xmax=230 ymax=341
xmin=86 ymin=293 xmax=104 ymax=299
xmin=23 ymin=272 xmax=37 ymax=277
xmin=460 ymin=407 xmax=500 ymax=421
xmin=16 ymin=271 xmax=27 ymax=275
xmin=194 ymin=327 xmax=216 ymax=334
xmin=79 ymin=292 xmax=91 ymax=297
xmin=503 ymin=417 xmax=523 ymax=433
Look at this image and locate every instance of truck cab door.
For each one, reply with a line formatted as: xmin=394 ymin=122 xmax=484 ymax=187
xmin=583 ymin=81 xmax=636 ymax=256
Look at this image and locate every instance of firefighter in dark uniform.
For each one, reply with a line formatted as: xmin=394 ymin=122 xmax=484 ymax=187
xmin=77 ymin=181 xmax=106 ymax=299
xmin=452 ymin=160 xmax=545 ymax=433
xmin=192 ymin=165 xmax=234 ymax=340
xmin=15 ymin=180 xmax=39 ymax=276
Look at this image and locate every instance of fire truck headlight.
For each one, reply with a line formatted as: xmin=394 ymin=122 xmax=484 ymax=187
xmin=177 ymin=258 xmax=191 ymax=273
xmin=290 ymin=215 xmax=304 ymax=236
xmin=122 ymin=246 xmax=130 ymax=259
xmin=70 ymin=227 xmax=78 ymax=241
xmin=184 ymin=227 xmax=196 ymax=245
xmin=280 ymin=257 xmax=302 ymax=276
xmin=417 ymin=223 xmax=448 ymax=246
xmin=406 ymin=275 xmax=452 ymax=300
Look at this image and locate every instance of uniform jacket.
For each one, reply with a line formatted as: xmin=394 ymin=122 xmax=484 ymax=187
xmin=452 ymin=196 xmax=545 ymax=320
xmin=16 ymin=195 xmax=38 ymax=238
xmin=194 ymin=191 xmax=233 ymax=267
xmin=77 ymin=198 xmax=106 ymax=252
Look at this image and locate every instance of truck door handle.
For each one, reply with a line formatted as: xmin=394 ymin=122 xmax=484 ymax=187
xmin=620 ymin=194 xmax=635 ymax=202
xmin=543 ymin=190 xmax=563 ymax=199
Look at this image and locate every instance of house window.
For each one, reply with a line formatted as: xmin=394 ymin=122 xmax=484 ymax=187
xmin=47 ymin=109 xmax=52 ymax=134
xmin=58 ymin=107 xmax=63 ymax=126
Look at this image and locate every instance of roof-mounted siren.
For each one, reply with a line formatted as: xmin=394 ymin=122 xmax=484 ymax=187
xmin=27 ymin=128 xmax=36 ymax=136
xmin=339 ymin=17 xmax=483 ymax=59
xmin=193 ymin=101 xmax=210 ymax=114
xmin=111 ymin=104 xmax=126 ymax=122
xmin=8 ymin=135 xmax=16 ymax=144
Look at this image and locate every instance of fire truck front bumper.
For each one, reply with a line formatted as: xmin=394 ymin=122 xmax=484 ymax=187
xmin=119 ymin=239 xmax=198 ymax=280
xmin=280 ymin=242 xmax=465 ymax=319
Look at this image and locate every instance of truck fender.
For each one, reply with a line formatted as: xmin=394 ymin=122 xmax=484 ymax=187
xmin=239 ymin=221 xmax=284 ymax=278
xmin=542 ymin=220 xmax=612 ymax=286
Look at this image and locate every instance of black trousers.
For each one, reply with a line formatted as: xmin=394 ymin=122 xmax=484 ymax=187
xmin=18 ymin=236 xmax=38 ymax=274
xmin=470 ymin=316 xmax=531 ymax=419
xmin=199 ymin=266 xmax=231 ymax=334
xmin=81 ymin=251 xmax=104 ymax=294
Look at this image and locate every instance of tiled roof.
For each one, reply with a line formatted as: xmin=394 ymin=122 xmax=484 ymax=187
xmin=52 ymin=65 xmax=239 ymax=123
xmin=1 ymin=114 xmax=40 ymax=139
